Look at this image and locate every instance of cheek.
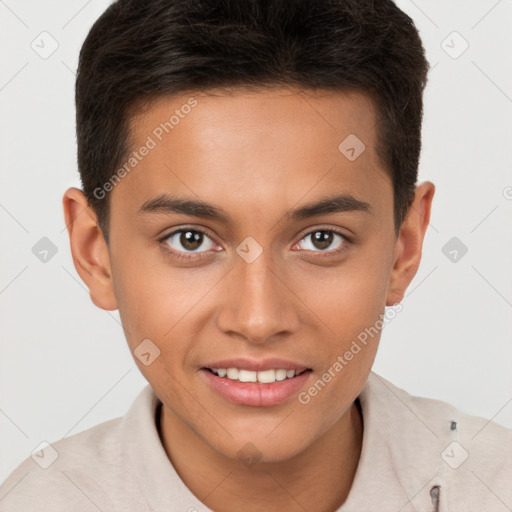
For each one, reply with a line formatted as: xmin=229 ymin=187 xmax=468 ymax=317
xmin=110 ymin=246 xmax=221 ymax=348
xmin=296 ymin=271 xmax=386 ymax=423
xmin=110 ymin=256 xmax=205 ymax=400
xmin=292 ymin=247 xmax=392 ymax=379
xmin=296 ymin=251 xmax=391 ymax=329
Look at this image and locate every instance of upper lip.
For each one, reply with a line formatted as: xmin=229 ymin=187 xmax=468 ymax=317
xmin=202 ymin=358 xmax=311 ymax=372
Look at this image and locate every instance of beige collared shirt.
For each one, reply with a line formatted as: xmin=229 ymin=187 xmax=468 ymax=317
xmin=1 ymin=372 xmax=510 ymax=511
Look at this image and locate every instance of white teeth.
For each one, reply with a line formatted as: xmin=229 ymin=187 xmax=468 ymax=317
xmin=239 ymin=370 xmax=257 ymax=382
xmin=275 ymin=369 xmax=287 ymax=381
xmin=226 ymin=368 xmax=239 ymax=379
xmin=257 ymin=369 xmax=276 ymax=383
xmin=211 ymin=367 xmax=304 ymax=383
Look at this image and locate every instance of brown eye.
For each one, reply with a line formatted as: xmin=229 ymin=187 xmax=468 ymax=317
xmin=298 ymin=229 xmax=346 ymax=252
xmin=163 ymin=229 xmax=215 ymax=254
xmin=180 ymin=230 xmax=202 ymax=250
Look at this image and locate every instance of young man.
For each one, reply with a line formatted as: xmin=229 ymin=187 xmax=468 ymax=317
xmin=1 ymin=0 xmax=510 ymax=511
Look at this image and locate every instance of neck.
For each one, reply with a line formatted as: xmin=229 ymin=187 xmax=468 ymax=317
xmin=158 ymin=400 xmax=363 ymax=512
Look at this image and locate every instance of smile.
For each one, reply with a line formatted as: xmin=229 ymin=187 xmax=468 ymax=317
xmin=201 ymin=367 xmax=313 ymax=406
xmin=206 ymin=367 xmax=310 ymax=384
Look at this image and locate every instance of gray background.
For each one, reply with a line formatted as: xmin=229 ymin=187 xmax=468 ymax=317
xmin=1 ymin=0 xmax=511 ymax=483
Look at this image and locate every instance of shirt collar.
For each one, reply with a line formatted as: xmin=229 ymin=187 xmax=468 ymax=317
xmin=338 ymin=371 xmax=443 ymax=511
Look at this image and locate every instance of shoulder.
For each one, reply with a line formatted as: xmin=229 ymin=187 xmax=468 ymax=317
xmin=0 ymin=386 xmax=156 ymax=512
xmin=364 ymin=371 xmax=512 ymax=450
xmin=362 ymin=372 xmax=512 ymax=510
xmin=0 ymin=418 xmax=123 ymax=512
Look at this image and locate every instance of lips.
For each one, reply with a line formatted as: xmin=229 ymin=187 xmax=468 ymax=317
xmin=200 ymin=358 xmax=313 ymax=406
xmin=200 ymin=368 xmax=312 ymax=406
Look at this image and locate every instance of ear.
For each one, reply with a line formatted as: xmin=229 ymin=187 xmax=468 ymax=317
xmin=62 ymin=187 xmax=118 ymax=311
xmin=386 ymin=181 xmax=435 ymax=306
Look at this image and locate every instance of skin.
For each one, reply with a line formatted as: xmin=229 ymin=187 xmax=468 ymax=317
xmin=63 ymin=87 xmax=434 ymax=512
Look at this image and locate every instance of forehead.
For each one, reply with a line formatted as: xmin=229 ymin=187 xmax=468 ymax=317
xmin=112 ymin=87 xmax=391 ymax=225
xmin=131 ymin=86 xmax=378 ymax=154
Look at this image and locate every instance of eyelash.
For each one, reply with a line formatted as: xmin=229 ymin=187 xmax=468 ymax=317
xmin=159 ymin=227 xmax=351 ymax=262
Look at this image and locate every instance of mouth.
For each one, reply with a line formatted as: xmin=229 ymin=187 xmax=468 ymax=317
xmin=200 ymin=364 xmax=313 ymax=407
xmin=202 ymin=367 xmax=312 ymax=384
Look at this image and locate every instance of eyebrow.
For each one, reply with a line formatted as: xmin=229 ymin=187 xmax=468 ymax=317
xmin=138 ymin=192 xmax=372 ymax=226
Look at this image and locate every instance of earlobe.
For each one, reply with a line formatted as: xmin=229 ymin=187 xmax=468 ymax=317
xmin=386 ymin=181 xmax=435 ymax=306
xmin=62 ymin=187 xmax=118 ymax=311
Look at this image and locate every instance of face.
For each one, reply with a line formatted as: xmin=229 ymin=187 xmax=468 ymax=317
xmin=68 ymin=87 xmax=426 ymax=463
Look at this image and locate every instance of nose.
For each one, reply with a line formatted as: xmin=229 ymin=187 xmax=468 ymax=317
xmin=215 ymin=248 xmax=300 ymax=345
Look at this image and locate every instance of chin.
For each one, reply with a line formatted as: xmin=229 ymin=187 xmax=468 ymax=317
xmin=209 ymin=432 xmax=313 ymax=465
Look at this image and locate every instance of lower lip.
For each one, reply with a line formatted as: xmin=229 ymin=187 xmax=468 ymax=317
xmin=200 ymin=369 xmax=312 ymax=407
